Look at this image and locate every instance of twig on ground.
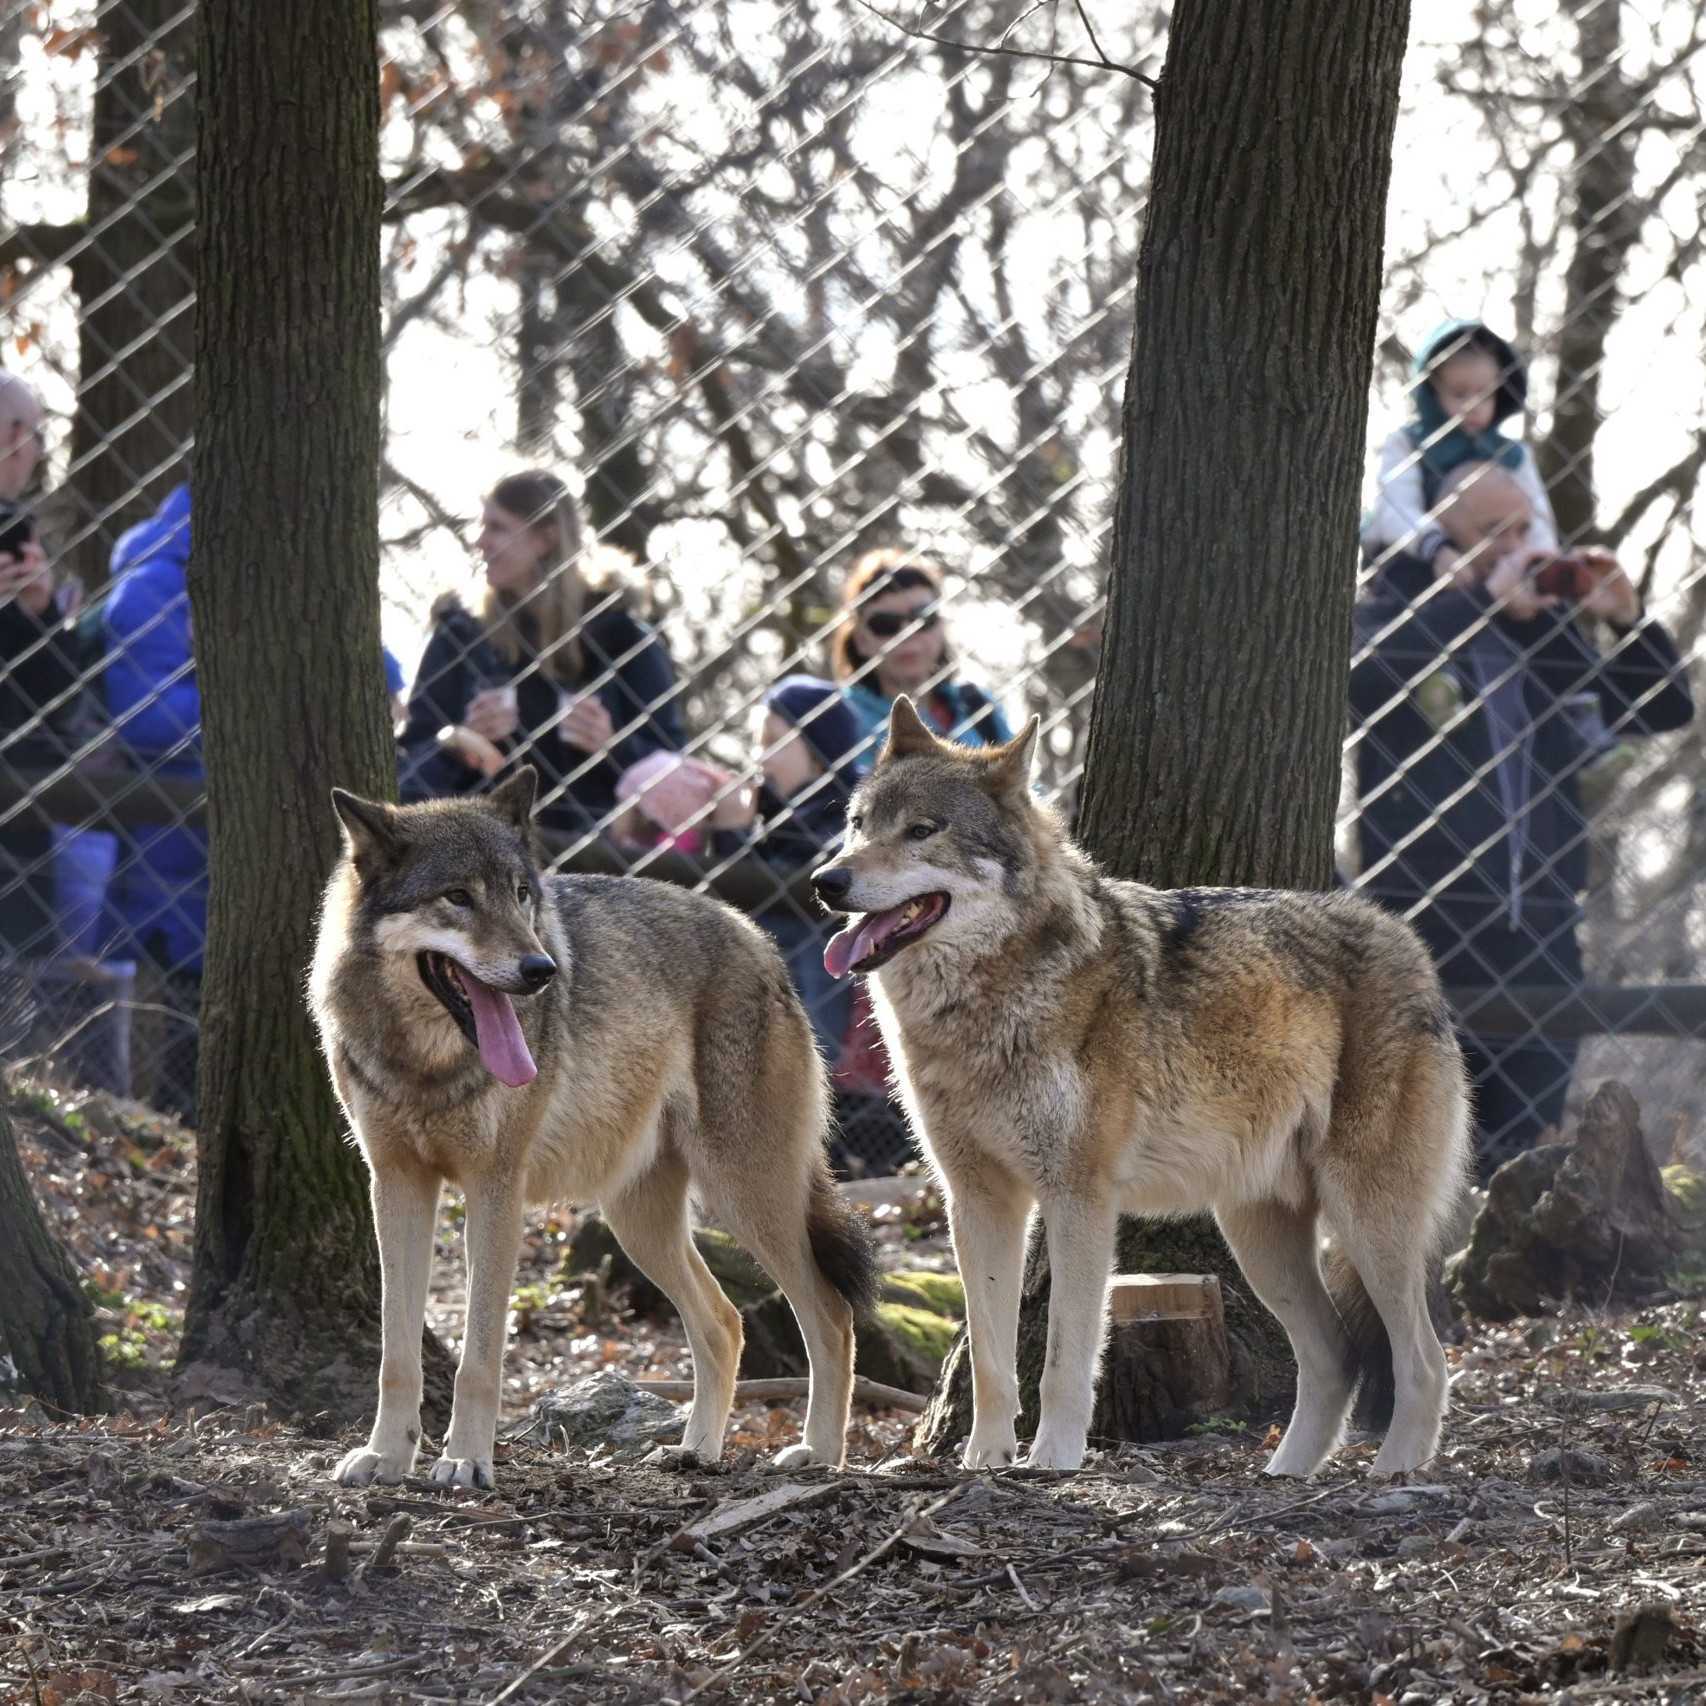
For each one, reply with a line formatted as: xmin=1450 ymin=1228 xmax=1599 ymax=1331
xmin=632 ymin=1375 xmax=928 ymax=1415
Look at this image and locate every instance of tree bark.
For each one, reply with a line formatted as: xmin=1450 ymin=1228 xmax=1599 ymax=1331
xmin=0 ymin=1105 xmax=103 ymax=1413
xmin=919 ymin=0 xmax=1411 ymax=1456
xmin=67 ymin=0 xmax=197 ymax=590
xmin=177 ymin=0 xmax=447 ymax=1423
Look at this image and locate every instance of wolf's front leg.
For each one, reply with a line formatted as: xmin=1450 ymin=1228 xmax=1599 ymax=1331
xmin=432 ymin=1178 xmax=527 ymax=1491
xmin=1026 ymin=1194 xmax=1117 ymax=1472
xmin=945 ymin=1172 xmax=1031 ymax=1470
xmin=335 ymin=1162 xmax=440 ymax=1487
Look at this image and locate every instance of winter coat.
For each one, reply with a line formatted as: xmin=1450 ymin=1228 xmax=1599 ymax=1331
xmin=398 ymin=596 xmax=684 ymax=831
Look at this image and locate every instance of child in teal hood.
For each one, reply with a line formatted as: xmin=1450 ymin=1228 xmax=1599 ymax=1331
xmin=1362 ymin=319 xmax=1559 ymax=581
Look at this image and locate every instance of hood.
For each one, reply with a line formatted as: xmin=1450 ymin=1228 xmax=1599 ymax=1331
xmin=111 ymin=483 xmax=192 ymax=578
xmin=1413 ymin=319 xmax=1527 ymax=427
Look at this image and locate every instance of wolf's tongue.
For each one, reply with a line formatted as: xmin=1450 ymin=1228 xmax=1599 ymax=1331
xmin=823 ymin=906 xmax=906 ymax=979
xmin=462 ymin=973 xmax=537 ymax=1088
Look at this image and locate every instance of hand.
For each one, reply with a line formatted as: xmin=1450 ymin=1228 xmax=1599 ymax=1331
xmin=0 ymin=542 xmax=53 ymax=617
xmin=1431 ymin=542 xmax=1484 ymax=591
xmin=438 ymin=725 xmax=508 ymax=777
xmin=556 ymin=692 xmax=615 ymax=754
xmin=710 ymin=777 xmax=757 ymax=829
xmin=1485 ymin=548 xmax=1559 ymax=623
xmin=1574 ymin=547 xmax=1641 ymax=627
xmin=465 ymin=685 xmax=519 ymax=743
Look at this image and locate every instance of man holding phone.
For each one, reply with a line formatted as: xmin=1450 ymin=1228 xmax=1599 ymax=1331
xmin=0 ymin=371 xmax=81 ymax=965
xmin=1350 ymin=458 xmax=1694 ymax=1179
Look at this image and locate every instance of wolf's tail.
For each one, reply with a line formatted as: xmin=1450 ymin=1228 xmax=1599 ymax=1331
xmin=806 ymin=1167 xmax=880 ymax=1315
xmin=1325 ymin=1248 xmax=1396 ymax=1431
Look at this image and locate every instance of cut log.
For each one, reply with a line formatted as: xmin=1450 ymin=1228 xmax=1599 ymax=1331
xmin=1097 ymin=1274 xmax=1233 ymax=1443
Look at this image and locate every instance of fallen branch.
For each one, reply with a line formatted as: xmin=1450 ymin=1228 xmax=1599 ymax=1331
xmin=631 ymin=1375 xmax=927 ymax=1415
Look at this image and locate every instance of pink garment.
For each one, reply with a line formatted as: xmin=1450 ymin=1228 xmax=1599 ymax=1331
xmin=615 ymin=751 xmax=727 ymax=853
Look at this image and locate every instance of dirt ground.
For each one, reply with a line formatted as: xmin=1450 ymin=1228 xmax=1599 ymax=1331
xmin=4 ymin=1083 xmax=1706 ymax=1705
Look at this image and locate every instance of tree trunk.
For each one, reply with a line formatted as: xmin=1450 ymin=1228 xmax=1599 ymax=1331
xmin=177 ymin=0 xmax=448 ymax=1424
xmin=919 ymin=0 xmax=1411 ymax=1457
xmin=67 ymin=0 xmax=196 ymax=591
xmin=0 ymin=1106 xmax=103 ymax=1413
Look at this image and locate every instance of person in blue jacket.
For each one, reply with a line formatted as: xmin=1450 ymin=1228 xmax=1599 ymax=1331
xmin=398 ymin=470 xmax=683 ymax=834
xmin=1350 ymin=461 xmax=1693 ymax=1180
xmin=829 ymin=549 xmax=1011 ymax=765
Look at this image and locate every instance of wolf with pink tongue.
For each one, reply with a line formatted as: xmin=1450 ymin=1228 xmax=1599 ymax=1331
xmin=309 ymin=767 xmax=875 ymax=1491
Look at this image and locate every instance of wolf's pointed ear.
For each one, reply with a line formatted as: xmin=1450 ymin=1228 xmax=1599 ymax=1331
xmin=985 ymin=716 xmax=1042 ymax=797
xmin=487 ymin=765 xmax=539 ymax=830
xmin=331 ymin=788 xmax=404 ymax=868
xmin=880 ymin=695 xmax=940 ymax=765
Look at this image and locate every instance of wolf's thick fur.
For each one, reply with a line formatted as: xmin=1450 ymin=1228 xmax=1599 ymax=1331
xmin=814 ymin=699 xmax=1470 ymax=1477
xmin=309 ymin=769 xmax=875 ymax=1490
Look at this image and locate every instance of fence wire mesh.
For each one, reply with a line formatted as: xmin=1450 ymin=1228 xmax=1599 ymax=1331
xmin=2 ymin=0 xmax=1704 ymax=1178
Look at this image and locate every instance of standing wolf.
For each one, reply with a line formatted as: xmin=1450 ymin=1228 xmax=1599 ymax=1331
xmin=309 ymin=768 xmax=874 ymax=1489
xmin=813 ymin=699 xmax=1469 ymax=1477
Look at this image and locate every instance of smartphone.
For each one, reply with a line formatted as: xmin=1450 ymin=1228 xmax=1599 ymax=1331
xmin=1533 ymin=554 xmax=1592 ymax=600
xmin=0 ymin=502 xmax=34 ymax=559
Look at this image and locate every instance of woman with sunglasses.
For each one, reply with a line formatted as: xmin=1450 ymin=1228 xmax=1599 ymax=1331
xmin=830 ymin=549 xmax=1011 ymax=767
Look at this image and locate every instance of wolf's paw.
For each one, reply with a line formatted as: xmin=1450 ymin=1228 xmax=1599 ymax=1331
xmin=962 ymin=1431 xmax=1019 ymax=1471
xmin=767 ymin=1443 xmax=824 ymax=1473
xmin=333 ymin=1445 xmax=415 ymax=1488
xmin=1021 ymin=1430 xmax=1087 ymax=1472
xmin=428 ymin=1453 xmax=495 ymax=1491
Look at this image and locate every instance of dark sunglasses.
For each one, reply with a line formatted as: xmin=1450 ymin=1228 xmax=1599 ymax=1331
xmin=862 ymin=605 xmax=940 ymax=640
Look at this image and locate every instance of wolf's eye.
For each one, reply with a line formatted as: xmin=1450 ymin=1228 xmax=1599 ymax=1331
xmin=907 ymin=821 xmax=939 ymax=842
xmin=849 ymin=813 xmax=864 ymax=833
xmin=444 ymin=888 xmax=474 ymax=908
xmin=516 ymin=883 xmax=530 ymax=906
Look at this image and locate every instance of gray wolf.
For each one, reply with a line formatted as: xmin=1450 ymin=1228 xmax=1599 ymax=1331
xmin=811 ymin=698 xmax=1470 ymax=1477
xmin=308 ymin=767 xmax=875 ymax=1489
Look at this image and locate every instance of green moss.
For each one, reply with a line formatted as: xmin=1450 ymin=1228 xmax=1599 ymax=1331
xmin=880 ymin=1271 xmax=965 ymax=1319
xmin=875 ymin=1301 xmax=958 ymax=1367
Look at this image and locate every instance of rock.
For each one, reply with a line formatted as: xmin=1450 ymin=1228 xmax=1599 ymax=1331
xmin=1528 ymin=1446 xmax=1613 ymax=1486
xmin=529 ymin=1371 xmax=682 ymax=1458
xmin=1610 ymin=1501 xmax=1669 ymax=1533
xmin=1611 ymin=1604 xmax=1679 ymax=1673
xmin=1449 ymin=1083 xmax=1684 ymax=1320
xmin=1395 ymin=1535 xmax=1436 ymax=1559
xmin=1211 ymin=1584 xmax=1270 ymax=1613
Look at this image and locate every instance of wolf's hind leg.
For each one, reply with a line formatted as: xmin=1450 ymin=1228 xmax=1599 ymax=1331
xmin=1217 ymin=1198 xmax=1356 ymax=1478
xmin=709 ymin=1186 xmax=858 ymax=1470
xmin=602 ymin=1154 xmax=743 ymax=1466
xmin=336 ymin=1160 xmax=439 ymax=1487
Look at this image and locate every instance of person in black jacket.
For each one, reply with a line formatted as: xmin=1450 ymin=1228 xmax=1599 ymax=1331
xmin=1350 ymin=461 xmax=1694 ymax=1179
xmin=398 ymin=470 xmax=683 ymax=834
xmin=0 ymin=372 xmax=81 ymax=962
xmin=712 ymin=676 xmax=865 ymax=1061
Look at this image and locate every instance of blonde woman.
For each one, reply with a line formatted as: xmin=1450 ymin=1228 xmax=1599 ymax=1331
xmin=399 ymin=471 xmax=683 ymax=832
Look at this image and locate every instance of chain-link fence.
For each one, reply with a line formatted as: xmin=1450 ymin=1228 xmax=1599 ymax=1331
xmin=2 ymin=0 xmax=1704 ymax=1179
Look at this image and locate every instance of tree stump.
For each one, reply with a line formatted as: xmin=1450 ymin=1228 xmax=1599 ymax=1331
xmin=0 ymin=1104 xmax=103 ymax=1414
xmin=1097 ymin=1275 xmax=1233 ymax=1441
xmin=1448 ymin=1081 xmax=1685 ymax=1320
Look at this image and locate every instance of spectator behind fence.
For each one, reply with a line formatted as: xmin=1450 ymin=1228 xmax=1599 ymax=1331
xmin=399 ymin=470 xmax=684 ymax=834
xmin=0 ymin=371 xmax=81 ymax=965
xmin=1350 ymin=459 xmax=1693 ymax=1182
xmin=831 ymin=549 xmax=1012 ymax=763
xmin=711 ymin=676 xmax=866 ymax=1062
xmin=1363 ymin=319 xmax=1559 ymax=586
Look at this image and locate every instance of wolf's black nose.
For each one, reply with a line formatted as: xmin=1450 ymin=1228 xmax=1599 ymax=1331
xmin=812 ymin=866 xmax=853 ymax=906
xmin=518 ymin=954 xmax=558 ymax=991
